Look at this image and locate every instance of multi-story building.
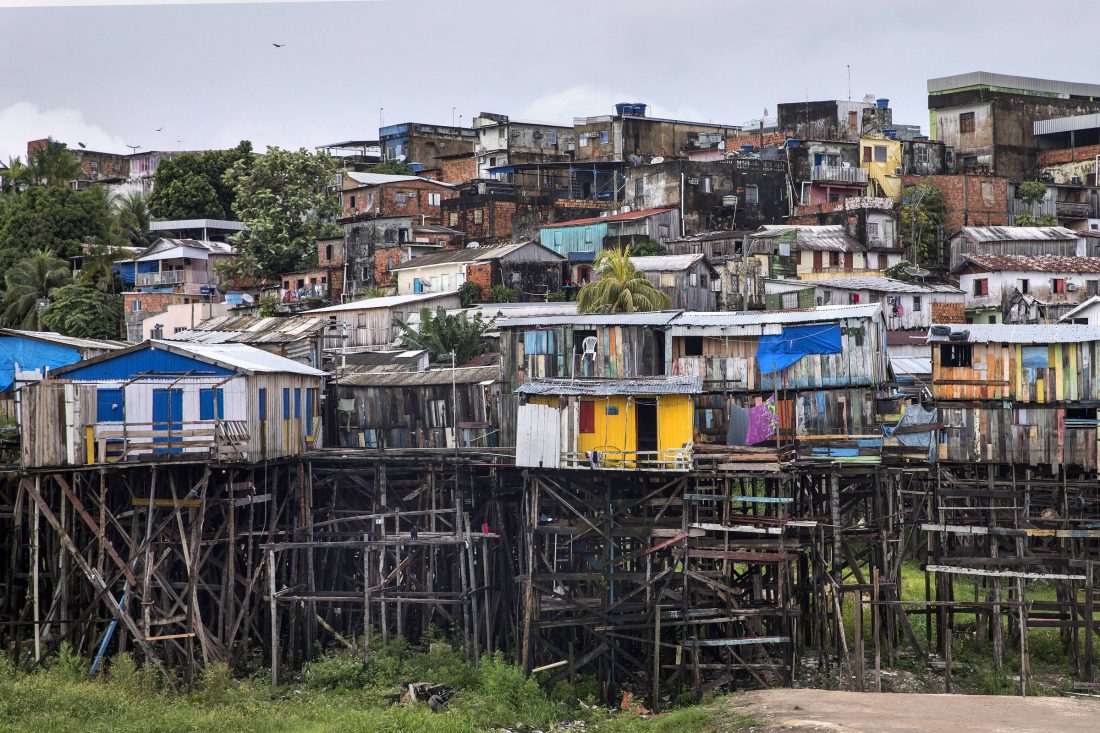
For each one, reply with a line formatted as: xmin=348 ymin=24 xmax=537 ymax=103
xmin=472 ymin=113 xmax=574 ymax=179
xmin=378 ymin=122 xmax=477 ymax=177
xmin=572 ymin=103 xmax=741 ymax=164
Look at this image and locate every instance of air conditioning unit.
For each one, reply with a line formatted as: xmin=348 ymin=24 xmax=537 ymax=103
xmin=894 ymin=167 xmax=903 ymax=176
xmin=688 ymin=177 xmax=700 ymax=185
xmin=1068 ymin=283 xmax=1079 ymax=291
xmin=1072 ymin=175 xmax=1083 ymax=185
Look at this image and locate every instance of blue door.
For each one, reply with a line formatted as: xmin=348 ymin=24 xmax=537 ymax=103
xmin=152 ymin=388 xmax=183 ymax=454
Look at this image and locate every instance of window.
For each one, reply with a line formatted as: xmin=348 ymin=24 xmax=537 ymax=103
xmin=199 ymin=388 xmax=225 ymax=421
xmin=1017 ymin=278 xmax=1030 ymax=294
xmin=863 ymin=146 xmax=872 ymax=162
xmin=940 ymin=344 xmax=973 ymax=368
xmin=579 ymin=135 xmax=588 ymax=147
xmin=1088 ymin=280 xmax=1099 ymax=297
xmin=772 ymin=185 xmax=784 ymax=202
xmin=701 ymin=176 xmax=712 ymax=193
xmin=523 ymin=330 xmax=556 ymax=355
xmin=349 ymin=195 xmax=356 ymax=209
xmin=448 ymin=212 xmax=459 ymax=227
xmin=441 ymin=274 xmax=450 ymax=291
xmin=635 ymin=178 xmax=645 ymax=198
xmin=384 ymin=228 xmax=396 ymax=243
xmin=96 ymin=389 xmax=124 ymax=423
xmin=362 ymin=266 xmax=371 ymax=280
xmin=258 ymin=388 xmax=267 ymax=421
xmin=848 ymin=110 xmax=858 ymax=132
xmin=915 ymin=146 xmax=929 ymax=165
xmin=600 ymin=130 xmax=609 ymax=144
xmin=683 ymin=336 xmax=704 ymax=356
xmin=1052 ymin=278 xmax=1066 ymax=294
xmin=744 ymin=184 xmax=759 ymax=204
xmin=866 ymin=222 xmax=880 ymax=238
xmin=473 ymin=209 xmax=483 ymax=224
xmin=981 ymin=181 xmax=994 ymax=204
xmin=546 ymin=131 xmax=558 ymax=145
xmin=912 ymin=296 xmax=922 ymax=312
xmin=282 ymin=388 xmax=290 ymax=420
xmin=579 ymin=401 xmax=595 ymax=433
xmin=848 ymin=293 xmax=860 ymax=304
xmin=367 ymin=192 xmax=375 ymax=209
xmin=428 ymin=192 xmax=441 ymax=206
xmin=959 ymin=112 xmax=975 ymax=134
xmin=395 ymin=191 xmax=407 ymax=205
xmin=325 ymin=244 xmax=334 ymax=261
xmin=874 ymin=145 xmax=888 ymax=163
xmin=973 ymin=278 xmax=989 ymax=296
xmin=689 ymin=273 xmax=698 ymax=287
xmin=132 ymin=300 xmax=142 ymax=312
xmin=831 ymin=251 xmax=841 ymax=267
xmin=430 ymin=276 xmax=439 ymax=290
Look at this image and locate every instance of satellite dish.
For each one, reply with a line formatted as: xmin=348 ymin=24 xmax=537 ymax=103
xmin=904 ymin=266 xmax=930 ymax=278
xmin=241 ymin=294 xmax=255 ymax=304
xmin=651 ymin=156 xmax=665 ymax=164
xmin=466 ymin=241 xmax=481 ymax=249
xmin=397 ymin=154 xmax=407 ymax=162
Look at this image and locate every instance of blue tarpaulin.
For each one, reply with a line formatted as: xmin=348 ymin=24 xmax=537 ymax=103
xmin=0 ymin=336 xmax=81 ymax=392
xmin=114 ymin=260 xmax=159 ymax=285
xmin=883 ymin=403 xmax=938 ymax=464
xmin=756 ymin=324 xmax=842 ymax=374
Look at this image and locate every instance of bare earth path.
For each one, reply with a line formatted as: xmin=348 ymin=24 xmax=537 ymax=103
xmin=728 ymin=688 xmax=1100 ymax=733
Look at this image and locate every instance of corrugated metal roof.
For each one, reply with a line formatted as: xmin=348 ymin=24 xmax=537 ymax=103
xmin=927 ymin=324 xmax=1100 ymax=344
xmin=928 ymin=71 xmax=1100 ymax=99
xmin=809 ymin=277 xmax=962 ymax=294
xmin=751 ymin=225 xmax=864 ymax=252
xmin=335 ymin=364 xmax=500 ymax=387
xmin=147 ymin=219 xmax=247 ymax=232
xmin=136 ymin=238 xmax=234 ymax=258
xmin=389 ymin=241 xmax=561 ymax=271
xmin=517 ymin=376 xmax=702 ymax=396
xmin=0 ymin=329 xmax=128 ymax=351
xmin=151 ymin=340 xmax=326 ymax=376
xmin=630 ymin=254 xmax=709 ymax=272
xmin=1034 ymin=112 xmax=1100 ymax=136
xmin=890 ymin=356 xmax=932 ymax=376
xmin=671 ymin=304 xmax=882 ymax=327
xmin=498 ymin=311 xmax=683 ymax=327
xmin=956 ymin=226 xmax=1080 ymax=243
xmin=956 ymin=254 xmax=1100 ymax=274
xmin=963 ymin=253 xmax=1100 ymax=272
xmin=1058 ymin=296 xmax=1100 ymax=322
xmin=539 ymin=208 xmax=676 ymax=229
xmin=345 ymin=171 xmax=453 ymax=187
xmin=164 ymin=315 xmax=330 ymax=345
xmin=303 ymin=291 xmax=458 ymax=314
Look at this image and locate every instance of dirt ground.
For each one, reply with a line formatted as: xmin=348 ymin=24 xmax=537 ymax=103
xmin=729 ymin=688 xmax=1100 ymax=733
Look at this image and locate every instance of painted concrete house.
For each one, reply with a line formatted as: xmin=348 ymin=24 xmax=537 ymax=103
xmin=20 ymin=340 xmax=325 ymax=468
xmin=952 ymin=254 xmax=1100 ymax=324
xmin=748 ymin=225 xmax=887 ymax=280
xmin=388 ymin=241 xmax=564 ymax=300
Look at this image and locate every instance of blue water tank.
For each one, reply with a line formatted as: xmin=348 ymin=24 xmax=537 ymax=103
xmin=876 ymin=98 xmax=890 ymax=109
xmin=615 ymin=103 xmax=630 ymax=115
xmin=884 ymin=128 xmax=897 ymax=140
xmin=741 ymin=144 xmax=754 ymax=154
xmin=786 ymin=138 xmax=801 ymax=148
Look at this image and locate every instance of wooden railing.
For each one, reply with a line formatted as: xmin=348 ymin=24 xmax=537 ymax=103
xmin=90 ymin=421 xmax=250 ymax=463
xmin=561 ymin=448 xmax=692 ymax=471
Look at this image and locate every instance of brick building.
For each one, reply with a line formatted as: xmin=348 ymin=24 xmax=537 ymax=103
xmin=901 ymin=174 xmax=1011 ymax=233
xmin=340 ymin=171 xmax=456 ymax=219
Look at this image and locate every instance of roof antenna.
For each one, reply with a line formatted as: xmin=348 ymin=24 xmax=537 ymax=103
xmin=847 ymin=64 xmax=851 ymax=101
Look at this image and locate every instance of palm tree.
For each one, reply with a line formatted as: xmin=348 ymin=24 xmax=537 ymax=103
xmin=1 ymin=249 xmax=73 ymax=329
xmin=576 ymin=246 xmax=671 ymax=314
xmin=112 ymin=190 xmax=152 ymax=248
xmin=28 ymin=138 xmax=81 ymax=187
xmin=1 ymin=156 xmax=33 ymax=193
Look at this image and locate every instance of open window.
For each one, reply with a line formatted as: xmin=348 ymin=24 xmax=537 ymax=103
xmin=683 ymin=336 xmax=704 ymax=357
xmin=940 ymin=343 xmax=972 ymax=368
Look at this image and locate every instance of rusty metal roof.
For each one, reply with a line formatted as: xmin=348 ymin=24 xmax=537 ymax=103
xmin=955 ymin=226 xmax=1080 ymax=243
xmin=165 ymin=315 xmax=330 ymax=345
xmin=956 ymin=254 xmax=1100 ymax=274
xmin=539 ymin=207 xmax=676 ymax=229
xmin=389 ymin=241 xmax=562 ymax=270
xmin=809 ymin=276 xmax=962 ymax=294
xmin=750 ymin=225 xmax=864 ymax=252
xmin=517 ymin=376 xmax=702 ymax=396
xmin=927 ymin=323 xmax=1100 ymax=344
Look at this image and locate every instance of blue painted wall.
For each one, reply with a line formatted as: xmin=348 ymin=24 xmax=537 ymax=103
xmin=539 ymin=221 xmax=609 ymax=256
xmin=61 ymin=345 xmax=235 ymax=381
xmin=0 ymin=336 xmax=81 ymax=391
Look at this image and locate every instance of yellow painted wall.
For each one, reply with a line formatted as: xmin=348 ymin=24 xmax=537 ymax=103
xmin=656 ymin=394 xmax=694 ymax=452
xmin=859 ymin=137 xmax=902 ymax=201
xmin=527 ymin=393 xmax=694 ymax=456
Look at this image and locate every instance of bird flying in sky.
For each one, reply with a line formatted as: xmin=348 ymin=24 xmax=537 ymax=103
xmin=273 ymin=43 xmax=285 ymax=48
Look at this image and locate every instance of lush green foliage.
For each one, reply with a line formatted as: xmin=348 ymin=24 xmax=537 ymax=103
xmin=899 ymin=182 xmax=947 ymax=269
xmin=577 ymin=246 xmax=670 ymax=314
xmin=395 ymin=307 xmax=491 ymax=365
xmin=489 ymin=284 xmax=517 ymax=303
xmin=224 ymin=146 xmax=340 ymax=281
xmin=458 ymin=280 xmax=483 ymax=307
xmin=40 ymin=283 xmax=123 ymax=339
xmin=111 ymin=191 xmax=153 ymax=248
xmin=1015 ymin=180 xmax=1049 ymax=206
xmin=884 ymin=259 xmax=916 ymax=281
xmin=27 ymin=138 xmax=82 ymax=187
xmin=148 ymin=141 xmax=253 ymax=220
xmin=629 ymin=240 xmax=665 ymax=257
xmin=1012 ymin=212 xmax=1058 ymax=226
xmin=0 ymin=185 xmax=112 ymax=272
xmin=369 ymin=160 xmax=417 ymax=176
xmin=1 ymin=249 xmax=73 ymax=329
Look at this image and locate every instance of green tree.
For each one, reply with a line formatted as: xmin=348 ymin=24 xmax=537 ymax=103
xmin=0 ymin=185 xmax=111 ymax=272
xmin=223 ymin=146 xmax=340 ymax=281
xmin=40 ymin=283 xmax=122 ymax=339
xmin=1 ymin=249 xmax=72 ymax=329
xmin=28 ymin=138 xmax=81 ymax=187
xmin=576 ymin=246 xmax=670 ymax=314
xmin=1015 ymin=180 xmax=1048 ymax=207
xmin=394 ymin=307 xmax=490 ymax=364
xmin=148 ymin=141 xmax=253 ymax=220
xmin=490 ymin=284 xmax=517 ymax=303
xmin=1 ymin=156 xmax=33 ymax=193
xmin=1013 ymin=212 xmax=1058 ymax=227
xmin=369 ymin=160 xmax=416 ymax=176
xmin=111 ymin=190 xmax=153 ymax=248
xmin=899 ymin=181 xmax=947 ymax=269
xmin=884 ymin=260 xmax=916 ymax=282
xmin=458 ymin=280 xmax=483 ymax=306
xmin=630 ymin=240 xmax=665 ymax=257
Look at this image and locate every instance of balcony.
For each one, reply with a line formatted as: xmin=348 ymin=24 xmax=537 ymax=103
xmin=1056 ymin=201 xmax=1093 ymax=219
xmin=137 ymin=270 xmax=187 ymax=287
xmin=811 ymin=165 xmax=868 ymax=184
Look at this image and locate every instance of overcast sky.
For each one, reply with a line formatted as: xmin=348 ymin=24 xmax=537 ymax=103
xmin=1 ymin=0 xmax=1098 ymax=161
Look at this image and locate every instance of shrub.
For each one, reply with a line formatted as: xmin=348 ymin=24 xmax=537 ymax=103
xmin=458 ymin=280 xmax=483 ymax=307
xmin=489 ymin=285 xmax=517 ymax=303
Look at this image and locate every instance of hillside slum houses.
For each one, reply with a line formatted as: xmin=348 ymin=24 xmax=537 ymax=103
xmin=13 ymin=70 xmax=1100 ymax=703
